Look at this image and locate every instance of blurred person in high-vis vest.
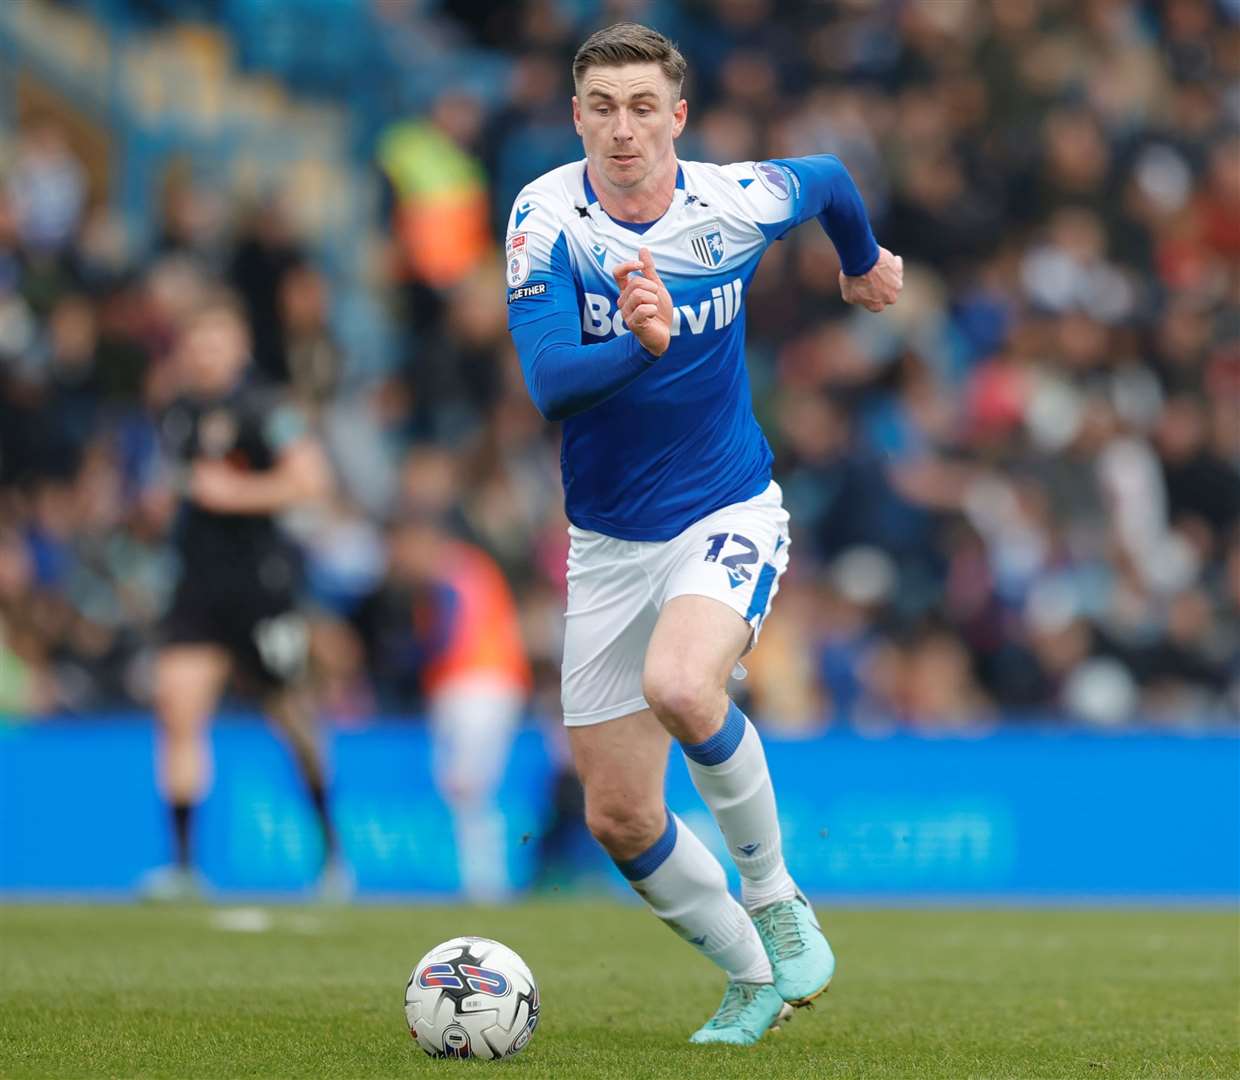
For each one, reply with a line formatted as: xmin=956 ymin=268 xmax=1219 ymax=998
xmin=378 ymin=91 xmax=491 ymax=336
xmin=373 ymin=504 xmax=533 ymax=901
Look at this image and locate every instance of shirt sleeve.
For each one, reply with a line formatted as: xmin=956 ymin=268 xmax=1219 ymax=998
xmin=733 ymin=156 xmax=880 ymax=277
xmin=505 ymin=196 xmax=658 ymax=423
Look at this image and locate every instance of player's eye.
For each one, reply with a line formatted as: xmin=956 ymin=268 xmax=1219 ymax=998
xmin=634 ymin=108 xmax=651 ymax=117
xmin=595 ymin=106 xmax=610 ymax=115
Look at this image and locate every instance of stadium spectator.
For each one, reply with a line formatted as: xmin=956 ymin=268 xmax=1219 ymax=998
xmin=340 ymin=452 xmax=534 ymax=899
xmin=227 ymin=199 xmax=309 ymax=385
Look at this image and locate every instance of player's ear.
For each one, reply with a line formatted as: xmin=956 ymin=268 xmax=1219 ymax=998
xmin=671 ymin=98 xmax=687 ymax=140
xmin=571 ymin=95 xmax=584 ymax=136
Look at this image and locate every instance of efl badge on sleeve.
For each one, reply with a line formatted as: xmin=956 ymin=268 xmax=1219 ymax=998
xmin=688 ymin=222 xmax=725 ymax=269
xmin=506 ymin=233 xmax=530 ymax=287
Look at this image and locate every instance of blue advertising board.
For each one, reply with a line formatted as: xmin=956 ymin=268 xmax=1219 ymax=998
xmin=0 ymin=717 xmax=1236 ymax=899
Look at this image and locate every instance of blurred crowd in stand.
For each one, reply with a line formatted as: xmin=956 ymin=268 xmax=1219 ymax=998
xmin=1 ymin=0 xmax=1237 ymax=730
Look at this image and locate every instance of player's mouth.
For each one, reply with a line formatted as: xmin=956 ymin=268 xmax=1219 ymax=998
xmin=610 ymin=154 xmax=639 ymax=166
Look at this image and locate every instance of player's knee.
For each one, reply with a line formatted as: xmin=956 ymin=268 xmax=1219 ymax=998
xmin=642 ymin=666 xmax=720 ymax=741
xmin=584 ymin=799 xmax=665 ymax=861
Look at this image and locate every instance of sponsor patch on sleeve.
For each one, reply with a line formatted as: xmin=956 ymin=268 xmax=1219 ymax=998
xmin=754 ymin=161 xmax=794 ymax=201
xmin=507 ymin=281 xmax=547 ymax=303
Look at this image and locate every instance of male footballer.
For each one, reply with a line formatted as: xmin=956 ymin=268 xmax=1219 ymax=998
xmin=505 ymin=23 xmax=902 ymax=1044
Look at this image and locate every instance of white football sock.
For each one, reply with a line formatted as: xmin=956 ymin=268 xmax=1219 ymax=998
xmin=682 ymin=701 xmax=797 ymax=912
xmin=617 ymin=812 xmax=772 ymax=984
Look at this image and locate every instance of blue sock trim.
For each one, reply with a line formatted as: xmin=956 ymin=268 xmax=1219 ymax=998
xmin=615 ymin=810 xmax=678 ymax=881
xmin=682 ymin=700 xmax=748 ymax=766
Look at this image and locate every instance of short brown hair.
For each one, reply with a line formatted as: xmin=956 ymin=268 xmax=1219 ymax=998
xmin=572 ymin=23 xmax=687 ymax=97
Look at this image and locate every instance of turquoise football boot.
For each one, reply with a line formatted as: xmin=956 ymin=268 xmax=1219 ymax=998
xmin=751 ymin=892 xmax=835 ymax=1006
xmin=688 ymin=981 xmax=793 ymax=1046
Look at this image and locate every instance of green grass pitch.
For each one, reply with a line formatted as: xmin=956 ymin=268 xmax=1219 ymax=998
xmin=0 ymin=902 xmax=1235 ymax=1079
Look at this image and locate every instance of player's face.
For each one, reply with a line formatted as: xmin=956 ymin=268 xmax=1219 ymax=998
xmin=573 ymin=63 xmax=686 ymax=191
xmin=179 ymin=311 xmax=250 ymax=396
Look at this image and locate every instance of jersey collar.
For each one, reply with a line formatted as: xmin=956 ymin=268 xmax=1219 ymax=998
xmin=580 ymin=161 xmax=685 ymax=234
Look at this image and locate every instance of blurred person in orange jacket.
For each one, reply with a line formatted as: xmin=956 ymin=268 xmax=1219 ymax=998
xmin=378 ymin=90 xmax=491 ymax=340
xmin=356 ymin=501 xmax=532 ymax=900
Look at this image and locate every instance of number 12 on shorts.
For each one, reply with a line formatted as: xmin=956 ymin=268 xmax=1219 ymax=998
xmin=704 ymin=532 xmax=759 ymax=585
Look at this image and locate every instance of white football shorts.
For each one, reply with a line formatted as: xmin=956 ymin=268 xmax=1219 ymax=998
xmin=560 ymin=480 xmax=790 ymax=726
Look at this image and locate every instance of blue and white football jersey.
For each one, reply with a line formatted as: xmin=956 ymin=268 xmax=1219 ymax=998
xmin=505 ymin=155 xmax=878 ymax=541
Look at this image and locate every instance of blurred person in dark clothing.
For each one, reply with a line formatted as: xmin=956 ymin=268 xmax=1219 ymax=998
xmin=484 ymin=52 xmax=581 ymax=238
xmin=1156 ymin=394 xmax=1240 ymax=545
xmin=144 ymin=292 xmax=346 ymax=900
xmin=278 ymin=262 xmax=343 ymax=409
xmin=227 ymin=200 xmax=308 ymax=385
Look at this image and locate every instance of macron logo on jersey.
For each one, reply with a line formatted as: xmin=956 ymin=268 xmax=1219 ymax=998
xmin=582 ymin=278 xmax=743 ymax=339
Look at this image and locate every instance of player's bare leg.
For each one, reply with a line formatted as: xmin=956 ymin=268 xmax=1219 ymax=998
xmin=568 ymin=708 xmax=669 ymax=861
xmin=569 ymin=709 xmax=788 ymax=1044
xmin=642 ymin=595 xmax=749 ymax=745
xmin=265 ymin=685 xmax=351 ymax=900
xmin=644 ymin=595 xmax=835 ymax=1007
xmin=147 ymin=644 xmax=230 ymax=899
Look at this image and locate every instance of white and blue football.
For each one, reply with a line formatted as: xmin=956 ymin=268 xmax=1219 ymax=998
xmin=404 ymin=936 xmax=540 ymax=1060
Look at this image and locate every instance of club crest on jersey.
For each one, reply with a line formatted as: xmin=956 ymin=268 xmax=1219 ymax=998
xmin=506 ymin=233 xmax=530 ymax=287
xmin=688 ymin=222 xmax=725 ymax=268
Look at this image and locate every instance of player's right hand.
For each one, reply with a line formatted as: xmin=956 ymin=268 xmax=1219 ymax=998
xmin=612 ymin=247 xmax=673 ymax=357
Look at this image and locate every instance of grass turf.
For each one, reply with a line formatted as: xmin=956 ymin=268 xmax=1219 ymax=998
xmin=0 ymin=902 xmax=1235 ymax=1079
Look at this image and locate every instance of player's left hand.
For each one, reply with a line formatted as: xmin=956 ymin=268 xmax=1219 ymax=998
xmin=189 ymin=460 xmax=242 ymax=512
xmin=612 ymin=247 xmax=674 ymax=357
xmin=840 ymin=246 xmax=903 ymax=312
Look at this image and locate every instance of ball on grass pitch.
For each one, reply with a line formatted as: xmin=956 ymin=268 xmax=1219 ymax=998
xmin=404 ymin=936 xmax=540 ymax=1060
